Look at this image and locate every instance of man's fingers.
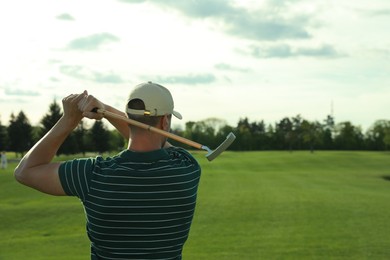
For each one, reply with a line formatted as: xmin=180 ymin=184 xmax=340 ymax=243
xmin=82 ymin=112 xmax=94 ymax=118
xmin=63 ymin=94 xmax=83 ymax=109
xmin=75 ymin=92 xmax=105 ymax=120
xmin=83 ymin=111 xmax=103 ymax=120
xmin=74 ymin=93 xmax=86 ymax=103
xmin=78 ymin=93 xmax=94 ymax=112
xmin=78 ymin=96 xmax=87 ymax=111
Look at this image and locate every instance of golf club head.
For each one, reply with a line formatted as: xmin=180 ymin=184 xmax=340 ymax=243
xmin=206 ymin=132 xmax=236 ymax=161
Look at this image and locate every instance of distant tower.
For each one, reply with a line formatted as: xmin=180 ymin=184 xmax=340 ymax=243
xmin=328 ymin=100 xmax=335 ymax=127
xmin=331 ymin=100 xmax=334 ymax=118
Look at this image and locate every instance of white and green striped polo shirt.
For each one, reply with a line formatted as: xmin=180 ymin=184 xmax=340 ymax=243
xmin=58 ymin=147 xmax=201 ymax=260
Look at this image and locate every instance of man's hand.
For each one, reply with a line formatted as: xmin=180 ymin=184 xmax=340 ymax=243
xmin=62 ymin=92 xmax=87 ymax=128
xmin=77 ymin=91 xmax=106 ymax=120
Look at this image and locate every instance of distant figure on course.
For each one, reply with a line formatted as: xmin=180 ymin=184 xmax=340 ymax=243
xmin=1 ymin=152 xmax=7 ymax=169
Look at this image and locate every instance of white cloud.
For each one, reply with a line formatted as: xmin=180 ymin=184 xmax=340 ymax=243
xmin=59 ymin=65 xmax=125 ymax=84
xmin=246 ymin=44 xmax=343 ymax=59
xmin=5 ymin=88 xmax=40 ymax=97
xmin=119 ymin=0 xmax=313 ymax=41
xmin=56 ymin=13 xmax=75 ymax=21
xmin=65 ymin=33 xmax=120 ymax=50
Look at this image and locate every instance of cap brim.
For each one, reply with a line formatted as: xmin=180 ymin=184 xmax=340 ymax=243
xmin=173 ymin=111 xmax=182 ymax=120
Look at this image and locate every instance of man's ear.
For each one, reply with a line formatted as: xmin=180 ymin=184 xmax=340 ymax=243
xmin=161 ymin=115 xmax=171 ymax=131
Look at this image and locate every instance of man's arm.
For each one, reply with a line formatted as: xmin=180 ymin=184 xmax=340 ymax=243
xmin=14 ymin=93 xmax=85 ymax=195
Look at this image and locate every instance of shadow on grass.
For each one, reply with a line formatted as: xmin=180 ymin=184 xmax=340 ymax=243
xmin=381 ymin=175 xmax=390 ymax=181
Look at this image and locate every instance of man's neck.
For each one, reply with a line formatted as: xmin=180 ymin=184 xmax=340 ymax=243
xmin=128 ymin=134 xmax=163 ymax=152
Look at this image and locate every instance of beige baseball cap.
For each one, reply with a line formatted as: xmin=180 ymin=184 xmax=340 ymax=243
xmin=126 ymin=81 xmax=182 ymax=119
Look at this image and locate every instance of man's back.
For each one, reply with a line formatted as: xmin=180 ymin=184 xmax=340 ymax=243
xmin=14 ymin=84 xmax=203 ymax=259
xmin=59 ymin=147 xmax=201 ymax=259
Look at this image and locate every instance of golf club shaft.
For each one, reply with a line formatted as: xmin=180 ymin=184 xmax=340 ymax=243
xmin=95 ymin=108 xmax=204 ymax=150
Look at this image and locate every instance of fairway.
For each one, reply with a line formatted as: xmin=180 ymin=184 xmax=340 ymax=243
xmin=1 ymin=151 xmax=390 ymax=259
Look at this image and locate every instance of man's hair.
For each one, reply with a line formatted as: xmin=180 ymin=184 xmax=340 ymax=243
xmin=127 ymin=99 xmax=162 ymax=129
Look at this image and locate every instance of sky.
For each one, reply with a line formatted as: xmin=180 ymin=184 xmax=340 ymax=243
xmin=0 ymin=0 xmax=389 ymax=132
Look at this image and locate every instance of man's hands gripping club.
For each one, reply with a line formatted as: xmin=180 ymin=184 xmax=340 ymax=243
xmin=77 ymin=91 xmax=105 ymax=120
xmin=77 ymin=91 xmax=130 ymax=139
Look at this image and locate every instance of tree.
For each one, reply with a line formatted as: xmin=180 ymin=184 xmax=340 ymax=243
xmin=234 ymin=118 xmax=269 ymax=150
xmin=334 ymin=121 xmax=364 ymax=150
xmin=89 ymin=121 xmax=110 ymax=154
xmin=73 ymin=121 xmax=87 ymax=155
xmin=322 ymin=115 xmax=335 ymax=150
xmin=194 ymin=121 xmax=215 ymax=148
xmin=291 ymin=115 xmax=304 ymax=150
xmin=40 ymin=99 xmax=63 ymax=136
xmin=183 ymin=119 xmax=220 ymax=149
xmin=384 ymin=128 xmax=390 ymax=151
xmin=58 ymin=133 xmax=80 ymax=155
xmin=108 ymin=130 xmax=126 ymax=151
xmin=39 ymin=99 xmax=85 ymax=155
xmin=275 ymin=117 xmax=294 ymax=151
xmin=183 ymin=121 xmax=196 ymax=145
xmin=250 ymin=120 xmax=268 ymax=150
xmin=0 ymin=118 xmax=9 ymax=151
xmin=366 ymin=120 xmax=390 ymax=150
xmin=235 ymin=118 xmax=252 ymax=150
xmin=266 ymin=124 xmax=277 ymax=149
xmin=301 ymin=120 xmax=322 ymax=153
xmin=8 ymin=111 xmax=33 ymax=156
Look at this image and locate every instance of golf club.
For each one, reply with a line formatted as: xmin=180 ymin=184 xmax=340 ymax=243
xmin=92 ymin=108 xmax=236 ymax=161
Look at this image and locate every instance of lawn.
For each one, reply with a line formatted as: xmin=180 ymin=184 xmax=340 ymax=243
xmin=1 ymin=151 xmax=390 ymax=259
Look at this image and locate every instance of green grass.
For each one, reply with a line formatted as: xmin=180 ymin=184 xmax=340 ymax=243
xmin=1 ymin=151 xmax=390 ymax=259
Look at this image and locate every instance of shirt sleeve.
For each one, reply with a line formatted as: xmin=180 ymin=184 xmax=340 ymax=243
xmin=176 ymin=147 xmax=200 ymax=165
xmin=58 ymin=158 xmax=95 ymax=201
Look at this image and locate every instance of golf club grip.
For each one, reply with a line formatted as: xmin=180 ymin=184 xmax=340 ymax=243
xmin=95 ymin=109 xmax=203 ymax=150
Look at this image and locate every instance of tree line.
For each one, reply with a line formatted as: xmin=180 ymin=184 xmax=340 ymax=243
xmin=175 ymin=115 xmax=390 ymax=152
xmin=0 ymin=100 xmax=125 ymax=156
xmin=1 ymin=100 xmax=390 ymax=155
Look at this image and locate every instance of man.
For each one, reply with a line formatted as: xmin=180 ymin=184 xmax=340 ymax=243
xmin=1 ymin=151 xmax=7 ymax=169
xmin=15 ymin=82 xmax=201 ymax=259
